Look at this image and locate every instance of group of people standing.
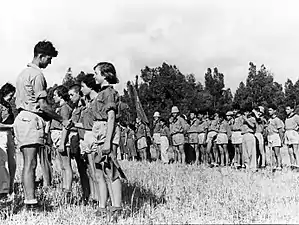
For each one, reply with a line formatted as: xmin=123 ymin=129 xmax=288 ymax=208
xmin=123 ymin=103 xmax=299 ymax=172
xmin=0 ymin=40 xmax=125 ymax=219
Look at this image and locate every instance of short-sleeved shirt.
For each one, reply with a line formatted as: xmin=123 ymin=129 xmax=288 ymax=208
xmin=232 ymin=116 xmax=243 ymax=131
xmin=285 ymin=113 xmax=299 ymax=131
xmin=241 ymin=116 xmax=256 ymax=134
xmin=15 ymin=63 xmax=47 ymax=112
xmin=208 ymin=119 xmax=219 ymax=132
xmin=197 ymin=120 xmax=208 ymax=133
xmin=170 ymin=116 xmax=189 ymax=135
xmin=50 ymin=103 xmax=72 ymax=130
xmin=256 ymin=117 xmax=267 ymax=133
xmin=91 ymin=85 xmax=119 ymax=121
xmin=153 ymin=121 xmax=161 ymax=134
xmin=267 ymin=116 xmax=284 ymax=135
xmin=218 ymin=120 xmax=230 ymax=134
xmin=0 ymin=102 xmax=14 ymax=124
xmin=136 ymin=123 xmax=147 ymax=139
xmin=188 ymin=118 xmax=200 ymax=133
xmin=160 ymin=125 xmax=170 ymax=137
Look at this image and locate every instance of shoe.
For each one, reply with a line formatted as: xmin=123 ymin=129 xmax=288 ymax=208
xmin=95 ymin=207 xmax=107 ymax=218
xmin=109 ymin=206 xmax=122 ymax=223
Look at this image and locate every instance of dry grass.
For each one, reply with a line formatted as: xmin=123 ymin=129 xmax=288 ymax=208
xmin=1 ymin=147 xmax=299 ymax=224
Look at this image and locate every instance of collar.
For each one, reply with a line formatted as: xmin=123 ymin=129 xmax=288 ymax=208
xmin=287 ymin=113 xmax=296 ymax=119
xmin=27 ymin=63 xmax=42 ymax=72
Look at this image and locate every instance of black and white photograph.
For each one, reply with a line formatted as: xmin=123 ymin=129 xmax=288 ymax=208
xmin=0 ymin=0 xmax=299 ymax=224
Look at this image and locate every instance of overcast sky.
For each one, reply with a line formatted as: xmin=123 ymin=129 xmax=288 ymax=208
xmin=1 ymin=0 xmax=299 ymax=94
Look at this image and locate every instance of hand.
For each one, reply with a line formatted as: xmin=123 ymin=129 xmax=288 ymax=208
xmin=102 ymin=141 xmax=111 ymax=155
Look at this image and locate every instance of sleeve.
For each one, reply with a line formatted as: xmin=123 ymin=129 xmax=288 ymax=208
xmin=295 ymin=115 xmax=299 ymax=125
xmin=60 ymin=105 xmax=72 ymax=121
xmin=104 ymin=89 xmax=117 ymax=113
xmin=34 ymin=74 xmax=47 ymax=100
xmin=275 ymin=118 xmax=283 ymax=130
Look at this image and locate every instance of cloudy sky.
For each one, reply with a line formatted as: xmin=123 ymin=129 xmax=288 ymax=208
xmin=1 ymin=0 xmax=299 ymax=94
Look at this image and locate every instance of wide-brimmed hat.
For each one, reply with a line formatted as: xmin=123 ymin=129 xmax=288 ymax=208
xmin=226 ymin=111 xmax=234 ymax=116
xmin=171 ymin=106 xmax=179 ymax=113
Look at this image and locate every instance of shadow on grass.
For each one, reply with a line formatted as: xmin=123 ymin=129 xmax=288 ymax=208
xmin=122 ymin=180 xmax=166 ymax=218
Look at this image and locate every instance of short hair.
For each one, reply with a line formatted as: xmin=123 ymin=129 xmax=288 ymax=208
xmin=34 ymin=40 xmax=58 ymax=57
xmin=54 ymin=85 xmax=69 ymax=102
xmin=94 ymin=62 xmax=119 ymax=84
xmin=285 ymin=103 xmax=295 ymax=109
xmin=69 ymin=84 xmax=81 ymax=93
xmin=80 ymin=73 xmax=100 ymax=92
xmin=0 ymin=83 xmax=15 ymax=100
xmin=268 ymin=103 xmax=277 ymax=110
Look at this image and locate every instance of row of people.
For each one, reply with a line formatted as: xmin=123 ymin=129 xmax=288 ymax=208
xmin=0 ymin=41 xmax=125 ymax=220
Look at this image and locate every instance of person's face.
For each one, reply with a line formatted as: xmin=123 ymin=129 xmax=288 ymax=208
xmin=172 ymin=112 xmax=178 ymax=118
xmin=268 ymin=108 xmax=275 ymax=116
xmin=227 ymin=115 xmax=232 ymax=120
xmin=160 ymin=120 xmax=165 ymax=126
xmin=39 ymin=55 xmax=52 ymax=69
xmin=68 ymin=89 xmax=81 ymax=104
xmin=94 ymin=67 xmax=105 ymax=84
xmin=81 ymin=82 xmax=91 ymax=96
xmin=197 ymin=113 xmax=203 ymax=120
xmin=153 ymin=116 xmax=159 ymax=122
xmin=190 ymin=113 xmax=195 ymax=119
xmin=4 ymin=91 xmax=15 ymax=102
xmin=53 ymin=90 xmax=61 ymax=103
xmin=214 ymin=113 xmax=219 ymax=119
xmin=136 ymin=118 xmax=141 ymax=124
xmin=286 ymin=106 xmax=293 ymax=115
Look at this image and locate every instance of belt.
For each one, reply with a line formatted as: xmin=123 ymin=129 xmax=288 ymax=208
xmin=188 ymin=131 xmax=198 ymax=134
xmin=171 ymin=132 xmax=183 ymax=136
xmin=218 ymin=131 xmax=227 ymax=134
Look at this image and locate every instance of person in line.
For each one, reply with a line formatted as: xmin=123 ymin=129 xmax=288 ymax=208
xmin=135 ymin=117 xmax=149 ymax=161
xmin=241 ymin=106 xmax=257 ymax=171
xmin=68 ymin=84 xmax=91 ymax=205
xmin=152 ymin=111 xmax=162 ymax=160
xmin=169 ymin=106 xmax=189 ymax=164
xmin=206 ymin=111 xmax=219 ymax=166
xmin=267 ymin=104 xmax=284 ymax=171
xmin=187 ymin=110 xmax=200 ymax=165
xmin=160 ymin=118 xmax=171 ymax=164
xmin=14 ymin=41 xmax=71 ymax=210
xmin=0 ymin=83 xmax=16 ymax=202
xmin=284 ymin=104 xmax=299 ymax=169
xmin=126 ymin=123 xmax=137 ymax=161
xmin=197 ymin=110 xmax=208 ymax=165
xmin=231 ymin=108 xmax=244 ymax=169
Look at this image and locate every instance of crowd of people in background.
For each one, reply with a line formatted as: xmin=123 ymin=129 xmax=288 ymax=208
xmin=119 ymin=103 xmax=299 ymax=174
xmin=0 ymin=39 xmax=299 ymax=221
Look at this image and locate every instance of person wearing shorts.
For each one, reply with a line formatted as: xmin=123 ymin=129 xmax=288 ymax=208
xmin=14 ymin=41 xmax=70 ymax=210
xmin=0 ymin=83 xmax=16 ymax=202
xmin=160 ymin=118 xmax=171 ymax=163
xmin=170 ymin=106 xmax=189 ymax=164
xmin=216 ymin=112 xmax=231 ymax=166
xmin=126 ymin=124 xmax=137 ymax=161
xmin=187 ymin=110 xmax=199 ymax=165
xmin=206 ymin=111 xmax=219 ymax=166
xmin=197 ymin=110 xmax=208 ymax=164
xmin=284 ymin=104 xmax=299 ymax=168
xmin=231 ymin=109 xmax=243 ymax=168
xmin=267 ymin=104 xmax=284 ymax=171
xmin=241 ymin=107 xmax=257 ymax=171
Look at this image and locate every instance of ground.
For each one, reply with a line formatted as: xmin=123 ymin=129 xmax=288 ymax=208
xmin=1 ymin=146 xmax=299 ymax=224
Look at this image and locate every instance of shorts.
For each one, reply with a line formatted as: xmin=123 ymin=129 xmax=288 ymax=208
xmin=285 ymin=130 xmax=299 ymax=145
xmin=188 ymin=133 xmax=198 ymax=144
xmin=216 ymin=133 xmax=228 ymax=144
xmin=232 ymin=131 xmax=242 ymax=144
xmin=198 ymin=133 xmax=205 ymax=145
xmin=268 ymin=133 xmax=282 ymax=147
xmin=153 ymin=133 xmax=161 ymax=145
xmin=137 ymin=136 xmax=148 ymax=150
xmin=14 ymin=110 xmax=45 ymax=148
xmin=172 ymin=133 xmax=185 ymax=146
xmin=51 ymin=130 xmax=78 ymax=148
xmin=207 ymin=131 xmax=217 ymax=143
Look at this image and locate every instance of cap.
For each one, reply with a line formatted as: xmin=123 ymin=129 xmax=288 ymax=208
xmin=171 ymin=106 xmax=179 ymax=113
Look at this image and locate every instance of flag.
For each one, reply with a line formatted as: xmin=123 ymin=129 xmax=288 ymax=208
xmin=131 ymin=82 xmax=149 ymax=124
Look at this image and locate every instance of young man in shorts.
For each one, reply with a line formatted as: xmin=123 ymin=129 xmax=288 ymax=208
xmin=267 ymin=104 xmax=284 ymax=171
xmin=231 ymin=109 xmax=243 ymax=169
xmin=206 ymin=111 xmax=219 ymax=166
xmin=14 ymin=41 xmax=71 ymax=210
xmin=196 ymin=110 xmax=208 ymax=165
xmin=187 ymin=110 xmax=200 ymax=165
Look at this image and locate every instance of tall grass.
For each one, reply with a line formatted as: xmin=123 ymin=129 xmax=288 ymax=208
xmin=1 ymin=147 xmax=299 ymax=224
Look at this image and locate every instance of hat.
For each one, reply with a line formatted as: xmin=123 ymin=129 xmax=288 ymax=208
xmin=258 ymin=106 xmax=265 ymax=114
xmin=226 ymin=111 xmax=234 ymax=116
xmin=171 ymin=106 xmax=179 ymax=113
xmin=153 ymin=111 xmax=160 ymax=117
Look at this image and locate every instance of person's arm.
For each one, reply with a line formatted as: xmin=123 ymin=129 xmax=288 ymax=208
xmin=243 ymin=116 xmax=256 ymax=129
xmin=58 ymin=106 xmax=71 ymax=152
xmin=102 ymin=109 xmax=115 ymax=155
xmin=124 ymin=129 xmax=128 ymax=146
xmin=277 ymin=119 xmax=284 ymax=143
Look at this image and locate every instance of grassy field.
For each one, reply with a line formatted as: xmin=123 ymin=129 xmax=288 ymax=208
xmin=1 ymin=147 xmax=299 ymax=224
